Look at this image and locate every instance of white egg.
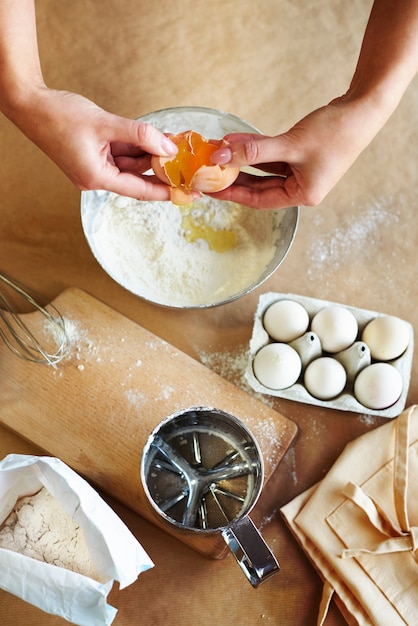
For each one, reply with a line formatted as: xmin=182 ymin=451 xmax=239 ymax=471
xmin=263 ymin=299 xmax=309 ymax=342
xmin=253 ymin=343 xmax=302 ymax=390
xmin=361 ymin=315 xmax=410 ymax=361
xmin=311 ymin=305 xmax=358 ymax=353
xmin=354 ymin=362 xmax=403 ymax=410
xmin=304 ymin=357 xmax=347 ymax=400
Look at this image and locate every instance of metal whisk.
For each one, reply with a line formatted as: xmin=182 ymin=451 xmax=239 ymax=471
xmin=0 ymin=271 xmax=68 ymax=367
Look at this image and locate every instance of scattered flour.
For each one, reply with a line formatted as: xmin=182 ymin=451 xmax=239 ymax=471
xmin=198 ymin=346 xmax=250 ymax=384
xmin=87 ymin=193 xmax=281 ymax=307
xmin=197 ymin=345 xmax=266 ymax=396
xmin=282 ymin=445 xmax=298 ymax=487
xmin=356 ymin=412 xmax=382 ymax=427
xmin=125 ymin=389 xmax=148 ymax=408
xmin=196 ymin=346 xmax=283 ymax=465
xmin=56 ymin=317 xmax=99 ymax=362
xmin=0 ymin=487 xmax=102 ymax=581
xmin=307 ymin=198 xmax=400 ymax=275
xmin=197 ymin=345 xmax=278 ymax=416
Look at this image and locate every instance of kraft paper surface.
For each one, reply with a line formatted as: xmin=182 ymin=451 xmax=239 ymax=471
xmin=0 ymin=1 xmax=417 ymax=625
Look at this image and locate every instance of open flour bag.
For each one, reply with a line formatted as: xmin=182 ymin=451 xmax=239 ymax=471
xmin=0 ymin=454 xmax=154 ymax=625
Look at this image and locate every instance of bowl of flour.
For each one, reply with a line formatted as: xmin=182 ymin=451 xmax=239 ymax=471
xmin=81 ymin=107 xmax=298 ymax=309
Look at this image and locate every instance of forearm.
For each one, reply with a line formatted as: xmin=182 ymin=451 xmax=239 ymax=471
xmin=0 ymin=0 xmax=46 ymax=120
xmin=343 ymin=0 xmax=418 ymax=128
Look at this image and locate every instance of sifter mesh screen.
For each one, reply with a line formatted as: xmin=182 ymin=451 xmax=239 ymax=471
xmin=144 ymin=416 xmax=262 ymax=531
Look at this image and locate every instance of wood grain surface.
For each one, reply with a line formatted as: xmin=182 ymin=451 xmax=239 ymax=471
xmin=0 ymin=288 xmax=296 ymax=558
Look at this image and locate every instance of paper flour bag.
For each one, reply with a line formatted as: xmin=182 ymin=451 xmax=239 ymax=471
xmin=0 ymin=454 xmax=154 ymax=625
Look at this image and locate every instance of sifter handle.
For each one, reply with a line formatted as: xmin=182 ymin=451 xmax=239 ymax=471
xmin=221 ymin=516 xmax=280 ymax=588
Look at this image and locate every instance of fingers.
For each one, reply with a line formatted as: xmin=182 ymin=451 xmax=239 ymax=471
xmin=107 ymin=115 xmax=178 ymax=157
xmin=113 ymin=153 xmax=152 ymax=174
xmin=210 ymin=172 xmax=298 ymax=210
xmin=211 ymin=185 xmax=291 ymax=211
xmin=101 ymin=169 xmax=172 ymax=202
xmin=110 ymin=141 xmax=145 ymax=158
xmin=211 ymin=134 xmax=289 ymax=168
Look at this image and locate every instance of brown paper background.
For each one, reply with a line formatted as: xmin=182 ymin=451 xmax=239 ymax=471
xmin=0 ymin=1 xmax=417 ymax=624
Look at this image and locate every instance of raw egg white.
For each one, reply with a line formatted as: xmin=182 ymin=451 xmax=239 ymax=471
xmin=311 ymin=305 xmax=358 ymax=353
xmin=361 ymin=315 xmax=410 ymax=361
xmin=304 ymin=357 xmax=347 ymax=400
xmin=354 ymin=362 xmax=403 ymax=410
xmin=263 ymin=299 xmax=310 ymax=342
xmin=253 ymin=343 xmax=302 ymax=390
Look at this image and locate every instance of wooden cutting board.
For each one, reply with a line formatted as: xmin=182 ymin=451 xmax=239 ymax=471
xmin=0 ymin=288 xmax=297 ymax=558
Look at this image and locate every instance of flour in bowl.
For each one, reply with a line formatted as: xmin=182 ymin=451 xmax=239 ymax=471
xmin=87 ymin=193 xmax=282 ymax=307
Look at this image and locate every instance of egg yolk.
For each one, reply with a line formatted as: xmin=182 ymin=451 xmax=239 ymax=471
xmin=181 ymin=212 xmax=237 ymax=253
xmin=163 ymin=131 xmax=221 ymax=188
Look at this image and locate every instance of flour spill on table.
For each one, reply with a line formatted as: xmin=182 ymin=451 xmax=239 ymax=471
xmin=46 ymin=317 xmax=100 ymax=377
xmin=280 ymin=445 xmax=299 ymax=487
xmin=307 ymin=197 xmax=400 ymax=276
xmin=49 ymin=317 xmax=198 ymax=407
xmin=356 ymin=412 xmax=382 ymax=427
xmin=197 ymin=345 xmax=273 ymax=405
xmin=48 ymin=316 xmax=289 ymax=462
xmin=49 ymin=317 xmax=130 ymax=377
xmin=57 ymin=318 xmax=99 ymax=360
xmin=196 ymin=345 xmax=287 ymax=468
xmin=259 ymin=508 xmax=280 ymax=530
xmin=125 ymin=389 xmax=148 ymax=409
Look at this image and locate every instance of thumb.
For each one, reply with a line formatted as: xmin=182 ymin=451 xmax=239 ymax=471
xmin=211 ymin=133 xmax=288 ymax=167
xmin=107 ymin=114 xmax=178 ymax=156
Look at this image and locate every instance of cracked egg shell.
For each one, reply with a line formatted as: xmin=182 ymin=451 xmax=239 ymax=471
xmin=151 ymin=130 xmax=240 ymax=205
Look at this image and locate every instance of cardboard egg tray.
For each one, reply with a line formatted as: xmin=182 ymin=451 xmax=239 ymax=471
xmin=245 ymin=292 xmax=414 ymax=418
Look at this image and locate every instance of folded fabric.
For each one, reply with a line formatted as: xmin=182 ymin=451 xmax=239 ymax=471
xmin=281 ymin=405 xmax=418 ymax=626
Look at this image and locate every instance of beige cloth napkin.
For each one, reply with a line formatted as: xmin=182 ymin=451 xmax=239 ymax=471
xmin=281 ymin=405 xmax=418 ymax=626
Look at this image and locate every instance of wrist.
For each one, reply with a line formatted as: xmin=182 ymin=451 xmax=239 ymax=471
xmin=346 ymin=71 xmax=412 ymax=124
xmin=0 ymin=78 xmax=51 ymax=149
xmin=331 ymin=74 xmax=406 ymax=150
xmin=0 ymin=75 xmax=46 ymax=118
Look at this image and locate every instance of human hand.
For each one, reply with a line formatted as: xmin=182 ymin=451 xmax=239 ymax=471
xmin=210 ymin=100 xmax=376 ymax=210
xmin=15 ymin=88 xmax=178 ymax=200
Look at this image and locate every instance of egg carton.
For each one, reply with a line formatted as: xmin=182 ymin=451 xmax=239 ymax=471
xmin=245 ymin=292 xmax=414 ymax=418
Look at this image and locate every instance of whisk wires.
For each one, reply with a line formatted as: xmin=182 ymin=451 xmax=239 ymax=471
xmin=0 ymin=272 xmax=68 ymax=367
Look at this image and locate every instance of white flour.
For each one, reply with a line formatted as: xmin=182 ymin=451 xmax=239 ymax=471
xmin=0 ymin=487 xmax=101 ymax=581
xmin=307 ymin=199 xmax=400 ymax=274
xmin=87 ymin=193 xmax=281 ymax=307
